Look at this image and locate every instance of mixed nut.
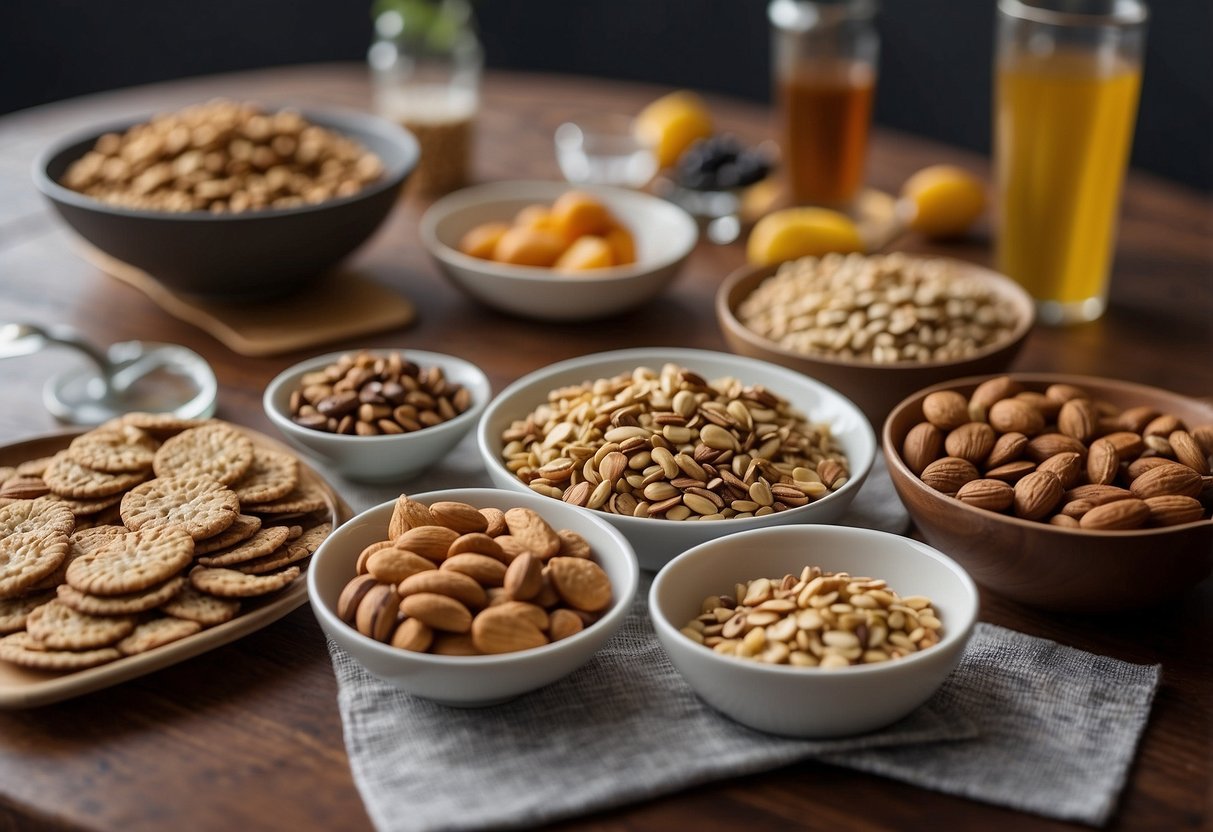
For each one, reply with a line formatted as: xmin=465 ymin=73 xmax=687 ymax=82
xmin=902 ymin=377 xmax=1213 ymax=529
xmin=499 ymin=363 xmax=849 ymax=521
xmin=682 ymin=566 xmax=942 ymax=668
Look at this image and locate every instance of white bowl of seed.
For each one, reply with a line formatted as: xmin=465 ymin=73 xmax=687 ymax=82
xmin=650 ymin=525 xmax=979 ymax=737
xmin=476 ymin=347 xmax=876 ymax=571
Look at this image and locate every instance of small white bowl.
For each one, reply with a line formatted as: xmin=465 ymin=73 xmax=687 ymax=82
xmin=307 ymin=487 xmax=640 ymax=706
xmin=419 ymin=180 xmax=698 ymax=321
xmin=476 ymin=347 xmax=876 ymax=571
xmin=650 ymin=525 xmax=979 ymax=738
xmin=263 ymin=349 xmax=490 ymax=484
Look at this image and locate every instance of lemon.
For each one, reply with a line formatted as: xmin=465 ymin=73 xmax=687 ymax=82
xmin=900 ymin=165 xmax=986 ymax=239
xmin=746 ymin=207 xmax=864 ymax=266
xmin=633 ymin=91 xmax=714 ymax=169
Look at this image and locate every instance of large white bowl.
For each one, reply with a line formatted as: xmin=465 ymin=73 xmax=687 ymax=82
xmin=476 ymin=347 xmax=876 ymax=571
xmin=650 ymin=525 xmax=979 ymax=737
xmin=308 ymin=487 xmax=639 ymax=706
xmin=419 ymin=180 xmax=698 ymax=321
xmin=263 ymin=349 xmax=491 ymax=484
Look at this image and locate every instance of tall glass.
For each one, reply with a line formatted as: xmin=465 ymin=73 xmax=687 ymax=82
xmin=769 ymin=0 xmax=879 ymax=210
xmin=995 ymin=0 xmax=1147 ymax=325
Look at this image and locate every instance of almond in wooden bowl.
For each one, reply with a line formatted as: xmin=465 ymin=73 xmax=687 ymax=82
xmin=883 ymin=373 xmax=1213 ymax=612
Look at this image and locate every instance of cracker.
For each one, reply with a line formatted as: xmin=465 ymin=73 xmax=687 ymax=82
xmin=235 ymin=522 xmax=331 ymax=575
xmin=161 ymin=584 xmax=241 ymax=626
xmin=196 ymin=525 xmax=291 ymax=567
xmin=152 ymin=423 xmax=254 ymax=485
xmin=46 ymin=492 xmax=124 ymax=518
xmin=43 ymin=452 xmax=148 ymax=499
xmin=15 ymin=457 xmax=54 ymax=478
xmin=231 ymin=448 xmax=298 ymax=505
xmin=25 ymin=600 xmax=137 ymax=650
xmin=56 ymin=575 xmax=185 ymax=616
xmin=242 ymin=479 xmax=327 ymax=516
xmin=117 ymin=616 xmax=202 ymax=655
xmin=27 ymin=524 xmax=126 ymax=592
xmin=189 ymin=565 xmax=300 ymax=598
xmin=66 ymin=526 xmax=194 ymax=596
xmin=66 ymin=425 xmax=157 ymax=473
xmin=0 ymin=504 xmax=74 ymax=599
xmin=110 ymin=413 xmax=207 ymax=437
xmin=121 ymin=475 xmax=240 ymax=540
xmin=0 ymin=590 xmax=55 ymax=634
xmin=0 ymin=631 xmax=120 ymax=671
xmin=194 ymin=514 xmax=261 ymax=555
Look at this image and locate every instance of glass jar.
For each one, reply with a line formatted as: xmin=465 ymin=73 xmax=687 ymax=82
xmin=368 ymin=0 xmax=483 ymax=196
xmin=769 ymin=0 xmax=879 ymax=209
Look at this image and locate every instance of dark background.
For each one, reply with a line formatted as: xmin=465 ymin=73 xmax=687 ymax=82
xmin=2 ymin=1 xmax=1209 ymax=190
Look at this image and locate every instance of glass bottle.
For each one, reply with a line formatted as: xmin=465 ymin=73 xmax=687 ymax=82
xmin=368 ymin=0 xmax=483 ymax=196
xmin=769 ymin=0 xmax=879 ymax=209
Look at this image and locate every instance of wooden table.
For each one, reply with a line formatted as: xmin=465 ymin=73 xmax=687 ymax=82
xmin=0 ymin=64 xmax=1210 ymax=832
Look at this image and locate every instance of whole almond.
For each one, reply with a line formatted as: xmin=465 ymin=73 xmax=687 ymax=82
xmin=503 ymin=507 xmax=562 ymax=559
xmin=902 ymin=422 xmax=943 ymax=475
xmin=1169 ymin=430 xmax=1210 ymax=474
xmin=1117 ymin=405 xmax=1159 ymax=433
xmin=919 ymin=456 xmax=979 ymax=494
xmin=503 ymin=552 xmax=544 ymax=601
xmin=394 ymin=525 xmax=460 ymax=562
xmin=355 ymin=583 xmax=401 ymax=642
xmin=1013 ymin=469 xmax=1064 ymax=520
xmin=922 ymin=391 xmax=970 ymax=431
xmin=944 ymin=422 xmax=996 ymax=465
xmin=390 ymin=617 xmax=433 ymax=652
xmin=479 ymin=507 xmax=508 ymax=536
xmin=494 ymin=535 xmax=533 ymax=561
xmin=1100 ymin=431 xmax=1145 ymax=460
xmin=1143 ymin=414 xmax=1185 ymax=437
xmin=429 ymin=501 xmax=489 ymax=535
xmin=985 ymin=431 xmax=1028 ymax=469
xmin=548 ymin=608 xmax=585 ymax=641
xmin=1079 ymin=498 xmax=1150 ymax=530
xmin=1049 ymin=513 xmax=1081 ymax=528
xmin=337 ymin=574 xmax=380 ymax=624
xmin=989 ymin=398 xmax=1045 ymax=437
xmin=441 ymin=553 xmax=508 ymax=586
xmin=1038 ymin=451 xmax=1083 ymax=489
xmin=970 ymin=376 xmax=1022 ymax=412
xmin=547 ymin=557 xmax=613 ymax=612
xmin=598 ymin=451 xmax=629 ymax=485
xmin=984 ymin=460 xmax=1037 ymax=483
xmin=1059 ymin=498 xmax=1097 ymax=520
xmin=556 ymin=529 xmax=592 ymax=558
xmin=1064 ymin=483 xmax=1134 ymax=506
xmin=1086 ymin=439 xmax=1120 ymax=486
xmin=1126 ymin=456 xmax=1173 ymax=481
xmin=1045 ymin=383 xmax=1089 ymax=404
xmin=448 ymin=532 xmax=508 ymax=563
xmin=1144 ymin=495 xmax=1206 ymax=526
xmin=388 ymin=495 xmax=435 ymax=538
xmin=397 ymin=569 xmax=487 ymax=609
xmin=471 ymin=605 xmax=549 ymax=654
xmin=399 ymin=592 xmax=472 ymax=633
xmin=366 ymin=547 xmax=438 ymax=584
xmin=355 ymin=539 xmax=394 ymax=575
xmin=1025 ymin=433 xmax=1087 ymax=463
xmin=955 ymin=478 xmax=1014 ymax=511
xmin=492 ymin=600 xmax=550 ymax=631
xmin=1057 ymin=399 xmax=1099 ymax=442
xmin=1129 ymin=461 xmax=1203 ymax=499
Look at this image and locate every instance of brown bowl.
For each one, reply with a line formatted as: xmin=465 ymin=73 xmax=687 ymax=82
xmin=716 ymin=257 xmax=1036 ymax=430
xmin=883 ymin=373 xmax=1213 ymax=612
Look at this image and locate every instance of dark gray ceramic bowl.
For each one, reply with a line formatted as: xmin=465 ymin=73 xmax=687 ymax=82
xmin=34 ymin=109 xmax=418 ymax=299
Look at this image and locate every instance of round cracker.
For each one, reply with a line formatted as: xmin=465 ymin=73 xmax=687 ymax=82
xmin=232 ymin=448 xmax=299 ymax=505
xmin=189 ymin=565 xmax=300 ymax=598
xmin=66 ymin=425 xmax=157 ymax=473
xmin=26 ymin=600 xmax=137 ymax=650
xmin=161 ymin=584 xmax=241 ymax=626
xmin=117 ymin=616 xmax=202 ymax=655
xmin=43 ymin=452 xmax=148 ymax=499
xmin=110 ymin=413 xmax=207 ymax=437
xmin=242 ymin=479 xmax=327 ymax=516
xmin=56 ymin=575 xmax=186 ymax=616
xmin=0 ymin=590 xmax=55 ymax=634
xmin=0 ymin=631 xmax=120 ymax=671
xmin=0 ymin=498 xmax=76 ymax=539
xmin=121 ymin=476 xmax=240 ymax=540
xmin=66 ymin=526 xmax=194 ymax=596
xmin=0 ymin=531 xmax=71 ymax=600
xmin=194 ymin=514 xmax=261 ymax=555
xmin=196 ymin=525 xmax=292 ymax=568
xmin=152 ymin=423 xmax=254 ymax=485
xmin=235 ymin=522 xmax=331 ymax=575
xmin=15 ymin=457 xmax=54 ymax=478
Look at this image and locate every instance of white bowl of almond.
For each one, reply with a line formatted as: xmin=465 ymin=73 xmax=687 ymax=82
xmin=307 ymin=487 xmax=639 ymax=706
xmin=649 ymin=525 xmax=979 ymax=738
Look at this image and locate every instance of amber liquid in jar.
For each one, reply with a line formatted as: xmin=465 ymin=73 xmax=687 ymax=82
xmin=779 ymin=60 xmax=875 ymax=207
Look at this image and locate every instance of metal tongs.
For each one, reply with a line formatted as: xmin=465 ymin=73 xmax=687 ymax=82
xmin=0 ymin=323 xmax=218 ymax=425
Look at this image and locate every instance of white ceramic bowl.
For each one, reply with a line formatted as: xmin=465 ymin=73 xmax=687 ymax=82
xmin=650 ymin=525 xmax=979 ymax=737
xmin=263 ymin=349 xmax=490 ymax=484
xmin=419 ymin=180 xmax=698 ymax=321
xmin=308 ymin=487 xmax=640 ymax=706
xmin=476 ymin=347 xmax=876 ymax=571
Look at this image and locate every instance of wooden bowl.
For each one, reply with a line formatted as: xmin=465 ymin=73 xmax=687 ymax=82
xmin=716 ymin=257 xmax=1035 ymax=430
xmin=883 ymin=373 xmax=1213 ymax=612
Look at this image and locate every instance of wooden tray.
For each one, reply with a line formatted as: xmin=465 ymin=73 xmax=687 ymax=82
xmin=0 ymin=427 xmax=352 ymax=709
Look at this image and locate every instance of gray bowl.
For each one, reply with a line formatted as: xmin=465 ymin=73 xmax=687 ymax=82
xmin=34 ymin=109 xmax=418 ymax=299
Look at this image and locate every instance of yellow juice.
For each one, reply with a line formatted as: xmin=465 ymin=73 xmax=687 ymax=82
xmin=995 ymin=49 xmax=1141 ymax=314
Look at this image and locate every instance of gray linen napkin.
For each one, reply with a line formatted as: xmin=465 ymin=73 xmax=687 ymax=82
xmin=323 ymin=439 xmax=1160 ymax=830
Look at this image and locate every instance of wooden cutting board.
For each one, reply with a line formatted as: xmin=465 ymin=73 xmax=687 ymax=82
xmin=82 ymin=245 xmax=416 ymax=358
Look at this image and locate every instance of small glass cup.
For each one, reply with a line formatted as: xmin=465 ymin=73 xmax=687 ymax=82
xmin=554 ymin=113 xmax=658 ymax=189
xmin=994 ymin=0 xmax=1148 ymax=325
